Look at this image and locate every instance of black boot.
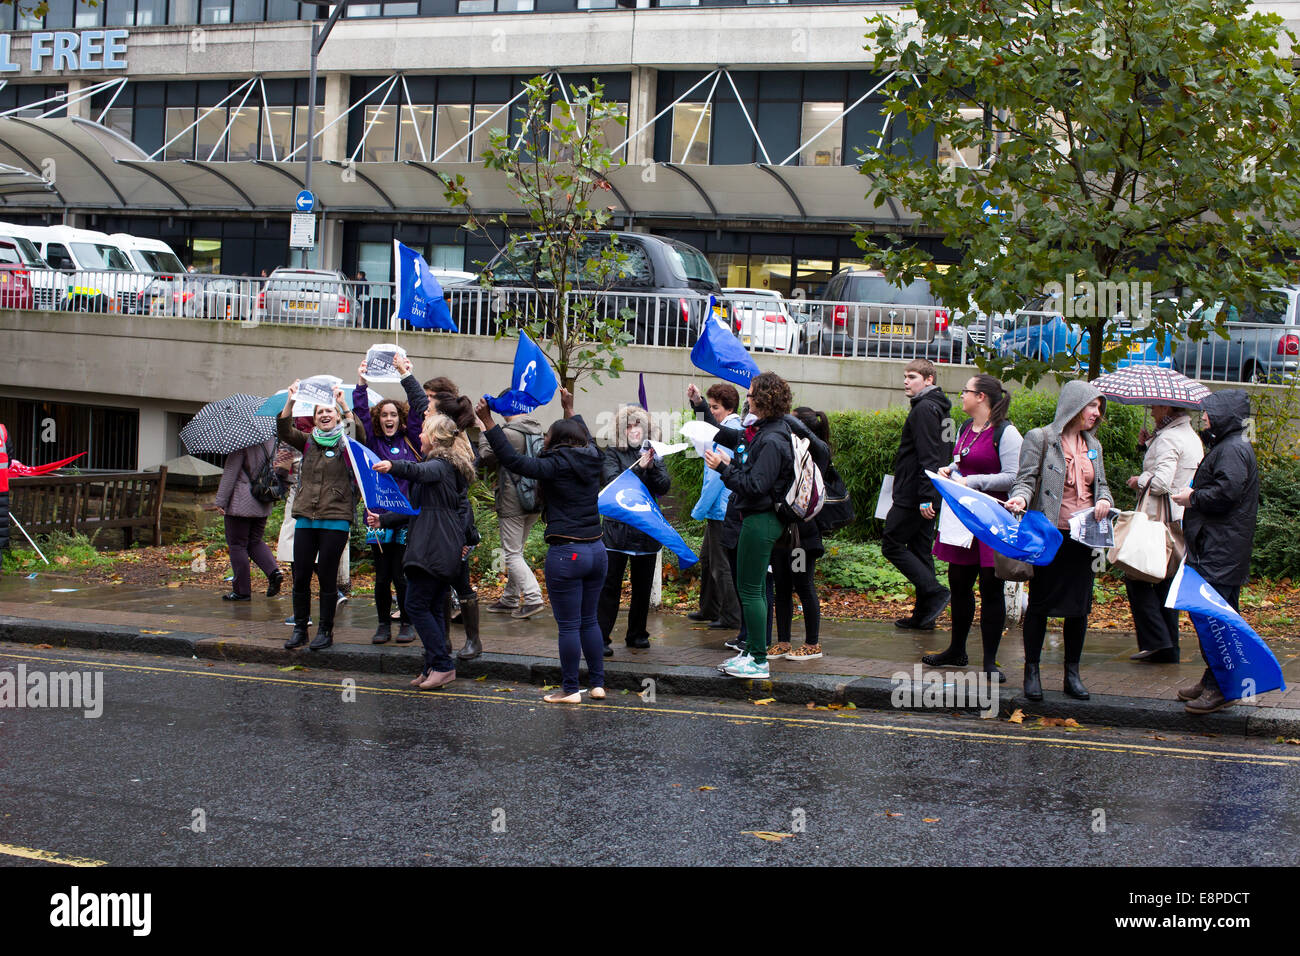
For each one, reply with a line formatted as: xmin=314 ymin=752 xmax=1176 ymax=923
xmin=266 ymin=569 xmax=284 ymax=598
xmin=309 ymin=628 xmax=333 ymax=651
xmin=457 ymin=596 xmax=482 ymax=661
xmin=371 ymin=621 xmax=392 ymax=645
xmin=395 ymin=622 xmax=416 ymax=644
xmin=1023 ymin=662 xmax=1043 ymax=701
xmin=1063 ymin=662 xmax=1090 ymax=700
xmin=285 ymin=625 xmax=309 ymax=650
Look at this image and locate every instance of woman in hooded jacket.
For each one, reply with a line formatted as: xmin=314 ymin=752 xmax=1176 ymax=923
xmin=372 ymin=413 xmax=477 ymax=691
xmin=1005 ymin=380 xmax=1113 ymax=702
xmin=598 ymin=404 xmax=671 ymax=654
xmin=476 ymin=388 xmax=608 ymax=704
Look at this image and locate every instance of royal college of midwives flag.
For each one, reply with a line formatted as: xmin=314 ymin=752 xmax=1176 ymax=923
xmin=486 ymin=331 xmax=560 ymax=416
xmin=345 ymin=439 xmax=418 ymax=516
xmin=598 ymin=468 xmax=699 ymax=568
xmin=392 ymin=240 xmax=457 ymax=331
xmin=926 ymin=470 xmax=1063 ymax=565
xmin=1165 ymin=561 xmax=1285 ymax=700
xmin=690 ymin=296 xmax=760 ymax=389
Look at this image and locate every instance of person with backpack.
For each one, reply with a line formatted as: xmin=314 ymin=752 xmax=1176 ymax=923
xmin=477 ymin=403 xmax=546 ymax=621
xmin=704 ymin=371 xmax=803 ymax=680
xmin=210 ymin=437 xmax=283 ymax=603
xmin=353 ymin=352 xmax=428 ymax=646
xmin=476 ymin=388 xmax=608 ymax=704
xmin=597 ymin=403 xmax=671 ymax=654
xmin=886 ymin=358 xmax=955 ymax=632
xmin=371 ymin=413 xmax=478 ymax=691
xmin=278 ymin=381 xmax=359 ymax=652
xmin=769 ymin=406 xmax=834 ymax=662
xmin=923 ymin=375 xmax=1023 ymax=680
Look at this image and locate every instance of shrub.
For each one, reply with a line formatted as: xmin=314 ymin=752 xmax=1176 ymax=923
xmin=1252 ymin=458 xmax=1300 ymax=579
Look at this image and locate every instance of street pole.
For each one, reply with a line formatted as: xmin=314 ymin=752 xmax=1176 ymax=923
xmin=302 ymin=2 xmax=351 ymax=268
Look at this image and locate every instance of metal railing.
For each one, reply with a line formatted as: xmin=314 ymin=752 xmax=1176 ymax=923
xmin=5 ymin=268 xmax=1297 ymax=384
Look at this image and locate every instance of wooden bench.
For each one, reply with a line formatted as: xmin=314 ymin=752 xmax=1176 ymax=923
xmin=9 ymin=468 xmax=168 ymax=547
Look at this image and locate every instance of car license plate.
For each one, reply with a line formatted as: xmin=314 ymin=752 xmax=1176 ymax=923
xmin=289 ymin=300 xmax=318 ymax=311
xmin=0 ymin=274 xmax=7 ymax=284
xmin=713 ymin=305 xmax=725 ymax=318
xmin=741 ymin=334 xmax=751 ymax=345
xmin=1130 ymin=342 xmax=1145 ymax=353
xmin=872 ymin=324 xmax=914 ymax=335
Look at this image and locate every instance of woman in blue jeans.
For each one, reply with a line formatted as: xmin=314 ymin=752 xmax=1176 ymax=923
xmin=476 ymin=388 xmax=608 ymax=703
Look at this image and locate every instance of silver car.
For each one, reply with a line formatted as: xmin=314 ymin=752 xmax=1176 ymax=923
xmin=255 ymin=268 xmax=359 ymax=329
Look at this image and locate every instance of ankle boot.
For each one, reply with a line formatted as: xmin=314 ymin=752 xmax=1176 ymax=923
xmin=1063 ymin=662 xmax=1090 ymax=700
xmin=285 ymin=625 xmax=309 ymax=650
xmin=309 ymin=628 xmax=333 ymax=651
xmin=1023 ymin=662 xmax=1043 ymax=701
xmin=371 ymin=621 xmax=392 ymax=644
xmin=266 ymin=569 xmax=284 ymax=598
xmin=457 ymin=596 xmax=482 ymax=660
xmin=395 ymin=622 xmax=416 ymax=644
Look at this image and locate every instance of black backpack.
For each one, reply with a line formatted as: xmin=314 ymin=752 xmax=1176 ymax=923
xmin=507 ymin=425 xmax=544 ymax=514
xmin=244 ymin=441 xmax=288 ymax=504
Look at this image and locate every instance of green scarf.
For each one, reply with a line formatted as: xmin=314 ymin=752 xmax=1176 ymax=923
xmin=312 ymin=424 xmax=344 ymax=448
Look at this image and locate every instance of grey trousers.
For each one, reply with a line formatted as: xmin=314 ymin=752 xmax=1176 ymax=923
xmin=498 ymin=509 xmax=542 ymax=607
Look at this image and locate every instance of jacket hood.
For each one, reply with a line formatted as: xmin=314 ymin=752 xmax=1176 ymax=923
xmin=1201 ymin=390 xmax=1251 ymax=443
xmin=613 ymin=403 xmax=659 ymax=447
xmin=1052 ymin=380 xmax=1106 ymax=433
xmin=910 ymin=384 xmax=952 ymax=415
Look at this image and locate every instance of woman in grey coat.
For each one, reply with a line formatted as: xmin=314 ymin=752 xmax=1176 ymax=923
xmin=1005 ymin=380 xmax=1113 ymax=701
xmin=211 ymin=438 xmax=283 ymax=602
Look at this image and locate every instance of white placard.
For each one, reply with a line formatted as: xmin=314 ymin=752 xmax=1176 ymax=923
xmin=938 ymin=501 xmax=975 ymax=548
xmin=680 ymin=419 xmax=720 ymax=457
xmin=363 ymin=344 xmax=407 ymax=383
xmin=874 ymin=474 xmax=894 ymax=520
xmin=290 ymin=213 xmax=316 ymax=249
xmin=296 ymin=374 xmax=342 ymax=410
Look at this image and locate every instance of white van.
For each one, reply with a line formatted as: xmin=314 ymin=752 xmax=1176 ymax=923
xmin=2 ymin=223 xmax=143 ymax=312
xmin=110 ymin=233 xmax=185 ymax=275
xmin=0 ymin=224 xmax=48 ymax=270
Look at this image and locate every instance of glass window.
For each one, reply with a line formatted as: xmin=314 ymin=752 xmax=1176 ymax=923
xmin=435 ymin=104 xmax=472 ymax=161
xmin=663 ymin=241 xmax=716 ymax=285
xmin=266 ymin=0 xmax=301 ymax=20
xmin=137 ymin=0 xmax=166 ymax=24
xmin=457 ymin=0 xmax=494 ymax=11
xmin=799 ymin=102 xmax=843 ymax=166
xmin=196 ymin=108 xmax=228 ymax=161
xmin=399 ymin=105 xmax=434 ymax=161
xmin=70 ymin=243 xmax=134 ymax=271
xmin=164 ymin=106 xmax=196 ymax=161
xmin=139 ymin=249 xmax=186 ymax=273
xmin=233 ymin=0 xmax=264 ymax=21
xmin=107 ymin=0 xmax=138 ymax=25
xmin=104 ymin=108 xmax=133 ymax=140
xmin=594 ymin=101 xmax=627 ymax=161
xmin=169 ymin=0 xmax=199 ymax=23
xmin=201 ymin=0 xmax=232 ymax=23
xmin=384 ymin=1 xmax=419 ymax=13
xmin=671 ymin=103 xmax=711 ymax=164
xmin=44 ymin=0 xmax=74 ymax=28
xmin=937 ymin=106 xmax=986 ymax=170
xmin=358 ymin=242 xmax=393 ymax=285
xmin=292 ymin=105 xmax=326 ymax=156
xmin=472 ymin=104 xmax=506 ymax=159
xmin=429 ymin=244 xmax=465 ymax=271
xmin=191 ymin=239 xmax=221 ymax=274
xmin=76 ymin=0 xmax=103 ymax=25
xmin=659 ymin=0 xmax=699 ymax=5
xmin=263 ymin=106 xmax=292 ymax=160
xmin=347 ymin=2 xmax=382 ymax=14
xmin=577 ymin=0 xmax=615 ymax=8
xmin=226 ymin=106 xmax=260 ymax=161
xmin=18 ymin=5 xmax=44 ymax=28
xmin=46 ymin=244 xmax=75 ymax=270
xmin=496 ymin=0 xmax=534 ymax=9
xmin=361 ymin=105 xmax=397 ymax=162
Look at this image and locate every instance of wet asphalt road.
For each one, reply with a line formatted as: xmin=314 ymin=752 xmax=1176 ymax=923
xmin=1 ymin=645 xmax=1298 ymax=867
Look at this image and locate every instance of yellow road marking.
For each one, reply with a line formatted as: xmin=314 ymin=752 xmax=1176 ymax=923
xmin=0 ymin=842 xmax=107 ymax=867
xmin=3 ymin=650 xmax=1297 ymax=767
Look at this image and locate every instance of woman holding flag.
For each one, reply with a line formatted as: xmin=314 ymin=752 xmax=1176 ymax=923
xmin=278 ymin=381 xmax=359 ymax=653
xmin=1005 ymin=381 xmax=1113 ymax=701
xmin=597 ymin=404 xmax=671 ymax=654
xmin=354 ymin=352 xmax=428 ymax=646
xmin=476 ymin=388 xmax=608 ymax=704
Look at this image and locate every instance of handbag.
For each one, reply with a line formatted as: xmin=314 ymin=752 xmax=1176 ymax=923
xmin=993 ymin=551 xmax=1035 ymax=581
xmin=244 ymin=441 xmax=288 ymax=504
xmin=815 ymin=464 xmax=855 ymax=535
xmin=1108 ymin=495 xmax=1168 ymax=583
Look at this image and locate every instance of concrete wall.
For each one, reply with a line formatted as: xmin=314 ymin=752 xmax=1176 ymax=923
xmin=0 ymin=309 xmax=976 ymax=468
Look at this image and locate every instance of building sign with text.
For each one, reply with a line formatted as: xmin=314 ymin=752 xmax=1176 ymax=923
xmin=0 ymin=30 xmax=129 ymax=73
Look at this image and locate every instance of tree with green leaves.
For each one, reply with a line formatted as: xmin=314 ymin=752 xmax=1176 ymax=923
xmin=857 ymin=0 xmax=1300 ymax=384
xmin=441 ymin=76 xmax=632 ymax=394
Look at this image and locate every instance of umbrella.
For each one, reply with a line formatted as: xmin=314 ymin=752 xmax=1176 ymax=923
xmin=180 ymin=394 xmax=278 ymax=456
xmin=254 ymin=387 xmax=379 ymax=417
xmin=1089 ymin=366 xmax=1211 ymax=409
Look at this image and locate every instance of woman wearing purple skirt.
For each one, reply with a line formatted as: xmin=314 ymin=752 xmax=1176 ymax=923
xmin=923 ymin=375 xmax=1022 ymax=680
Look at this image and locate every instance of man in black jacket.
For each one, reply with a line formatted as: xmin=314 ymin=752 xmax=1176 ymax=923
xmin=1171 ymin=390 xmax=1259 ymax=714
xmin=885 ymin=359 xmax=954 ymax=630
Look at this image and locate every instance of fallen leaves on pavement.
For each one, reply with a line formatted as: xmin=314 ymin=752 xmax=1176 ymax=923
xmin=1006 ymin=708 xmax=1025 ymax=724
xmin=742 ymin=831 xmax=794 ymax=842
xmin=1038 ymin=717 xmax=1084 ymax=729
xmin=753 ymin=698 xmax=775 ymax=706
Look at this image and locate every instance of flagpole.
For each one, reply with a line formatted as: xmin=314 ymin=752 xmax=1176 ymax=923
xmin=9 ymin=515 xmax=50 ymax=564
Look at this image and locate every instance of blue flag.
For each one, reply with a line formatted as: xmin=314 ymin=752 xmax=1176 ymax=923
xmin=599 ymin=468 xmax=698 ymax=568
xmin=927 ymin=470 xmax=1063 ymax=565
xmin=485 ymin=331 xmax=559 ymax=416
xmin=1166 ymin=562 xmax=1285 ymax=701
xmin=345 ymin=438 xmax=418 ymax=516
xmin=690 ymin=296 xmax=759 ymax=389
xmin=393 ymin=240 xmax=456 ymax=331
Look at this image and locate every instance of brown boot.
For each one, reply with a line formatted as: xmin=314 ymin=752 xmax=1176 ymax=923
xmin=1185 ymin=677 xmax=1235 ymax=715
xmin=1176 ymin=668 xmax=1209 ymax=702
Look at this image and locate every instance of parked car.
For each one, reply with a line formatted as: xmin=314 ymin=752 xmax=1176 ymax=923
xmin=457 ymin=232 xmax=729 ymax=346
xmin=1172 ymin=287 xmax=1300 ymax=383
xmin=806 ymin=268 xmax=954 ymax=360
xmin=254 ymin=268 xmax=359 ymax=329
xmin=18 ymin=224 xmax=150 ymax=313
xmin=0 ymin=239 xmax=35 ymax=310
xmin=723 ymin=287 xmax=801 ymax=353
xmin=999 ymin=293 xmax=1174 ymax=371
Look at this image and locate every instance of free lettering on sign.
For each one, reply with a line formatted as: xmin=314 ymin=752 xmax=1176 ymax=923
xmin=0 ymin=31 xmax=130 ymax=73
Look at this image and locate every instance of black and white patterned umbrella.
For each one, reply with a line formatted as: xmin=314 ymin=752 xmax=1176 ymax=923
xmin=180 ymin=394 xmax=277 ymax=455
xmin=1090 ymin=367 xmax=1212 ymax=409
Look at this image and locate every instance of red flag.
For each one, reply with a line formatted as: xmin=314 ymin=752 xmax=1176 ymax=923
xmin=9 ymin=452 xmax=87 ymax=477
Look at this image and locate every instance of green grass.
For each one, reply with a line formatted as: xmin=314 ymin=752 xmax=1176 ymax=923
xmin=2 ymin=531 xmax=117 ymax=574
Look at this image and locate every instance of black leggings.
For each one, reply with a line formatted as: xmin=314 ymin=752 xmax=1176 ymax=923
xmin=292 ymin=527 xmax=349 ymax=630
xmin=772 ymin=550 xmax=820 ymax=645
xmin=947 ymin=563 xmax=1006 ymax=669
xmin=371 ymin=541 xmax=408 ymax=623
xmin=1022 ymin=613 xmax=1087 ymax=665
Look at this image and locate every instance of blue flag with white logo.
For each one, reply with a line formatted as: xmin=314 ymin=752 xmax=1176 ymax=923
xmin=345 ymin=438 xmax=418 ymax=516
xmin=690 ymin=296 xmax=759 ymax=389
xmin=599 ymin=468 xmax=698 ymax=568
xmin=1165 ymin=561 xmax=1285 ymax=700
xmin=485 ymin=331 xmax=559 ymax=416
xmin=927 ymin=470 xmax=1063 ymax=565
xmin=393 ymin=240 xmax=456 ymax=331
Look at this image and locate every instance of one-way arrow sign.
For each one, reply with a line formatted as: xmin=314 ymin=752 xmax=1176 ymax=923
xmin=295 ymin=190 xmax=315 ymax=213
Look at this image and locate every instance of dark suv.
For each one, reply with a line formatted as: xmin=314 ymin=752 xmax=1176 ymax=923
xmin=449 ymin=232 xmax=728 ymax=346
xmin=807 ymin=268 xmax=953 ymax=360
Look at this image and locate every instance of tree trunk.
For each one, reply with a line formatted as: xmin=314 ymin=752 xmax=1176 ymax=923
xmin=1088 ymin=318 xmax=1105 ymax=381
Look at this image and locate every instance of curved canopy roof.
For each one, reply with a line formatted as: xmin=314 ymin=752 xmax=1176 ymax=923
xmin=0 ymin=117 xmax=913 ymax=225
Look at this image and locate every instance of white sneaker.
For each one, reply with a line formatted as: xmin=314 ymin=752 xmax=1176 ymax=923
xmin=723 ymin=657 xmax=770 ymax=679
xmin=717 ymin=652 xmax=751 ymax=673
